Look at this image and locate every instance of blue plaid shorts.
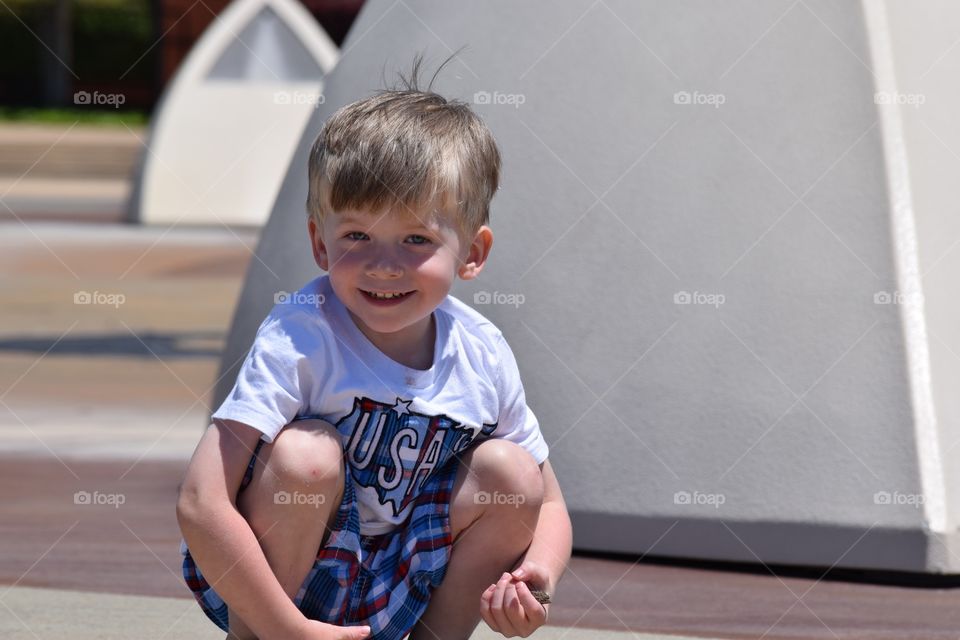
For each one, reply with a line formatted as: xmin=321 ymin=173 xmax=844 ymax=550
xmin=182 ymin=438 xmax=460 ymax=639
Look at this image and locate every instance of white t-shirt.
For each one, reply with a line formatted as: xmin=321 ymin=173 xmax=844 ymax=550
xmin=212 ymin=275 xmax=549 ymax=535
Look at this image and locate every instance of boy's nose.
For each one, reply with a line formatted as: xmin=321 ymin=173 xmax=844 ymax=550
xmin=365 ymin=256 xmax=403 ymax=278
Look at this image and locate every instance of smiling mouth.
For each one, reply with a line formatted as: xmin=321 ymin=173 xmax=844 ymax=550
xmin=361 ymin=289 xmax=414 ymax=300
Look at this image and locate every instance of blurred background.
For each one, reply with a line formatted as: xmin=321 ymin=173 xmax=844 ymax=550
xmin=0 ymin=0 xmax=361 ymax=223
xmin=1 ymin=0 xmax=361 ymax=108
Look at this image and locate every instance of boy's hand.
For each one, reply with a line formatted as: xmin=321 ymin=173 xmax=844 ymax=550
xmin=480 ymin=562 xmax=552 ymax=638
xmin=291 ymin=619 xmax=371 ymax=640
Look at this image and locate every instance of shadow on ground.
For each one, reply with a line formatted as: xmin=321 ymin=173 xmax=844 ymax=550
xmin=0 ymin=331 xmax=226 ymax=359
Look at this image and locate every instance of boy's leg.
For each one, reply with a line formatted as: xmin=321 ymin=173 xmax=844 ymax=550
xmin=225 ymin=419 xmax=346 ymax=640
xmin=409 ymin=439 xmax=545 ymax=640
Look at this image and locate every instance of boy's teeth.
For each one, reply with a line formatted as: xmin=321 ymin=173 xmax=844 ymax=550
xmin=369 ymin=291 xmax=405 ymax=299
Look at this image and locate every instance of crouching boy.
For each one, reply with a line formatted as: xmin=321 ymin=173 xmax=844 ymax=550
xmin=176 ymin=68 xmax=573 ymax=640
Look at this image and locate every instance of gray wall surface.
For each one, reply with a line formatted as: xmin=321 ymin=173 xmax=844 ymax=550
xmin=214 ymin=0 xmax=960 ymax=572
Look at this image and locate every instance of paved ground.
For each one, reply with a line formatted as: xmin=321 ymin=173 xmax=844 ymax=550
xmin=0 ymin=123 xmax=142 ymax=224
xmin=3 ymin=137 xmax=960 ymax=638
xmin=1 ymin=587 xmax=701 ymax=640
xmin=0 ymin=222 xmax=251 ymax=461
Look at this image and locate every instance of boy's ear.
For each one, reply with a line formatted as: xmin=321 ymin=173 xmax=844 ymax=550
xmin=458 ymin=225 xmax=493 ymax=280
xmin=308 ymin=217 xmax=329 ymax=271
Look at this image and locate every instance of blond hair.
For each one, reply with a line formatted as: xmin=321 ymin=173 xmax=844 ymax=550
xmin=306 ymin=63 xmax=501 ymax=237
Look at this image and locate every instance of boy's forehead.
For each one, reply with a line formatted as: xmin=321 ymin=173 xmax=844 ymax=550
xmin=332 ymin=202 xmax=460 ymax=230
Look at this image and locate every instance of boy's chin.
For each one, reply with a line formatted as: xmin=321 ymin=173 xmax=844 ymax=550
xmin=349 ymin=307 xmax=424 ymax=335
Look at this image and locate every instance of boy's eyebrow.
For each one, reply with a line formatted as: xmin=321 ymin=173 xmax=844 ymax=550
xmin=335 ymin=213 xmax=437 ymax=230
xmin=334 ymin=214 xmax=380 ymax=228
xmin=335 ymin=213 xmax=367 ymax=224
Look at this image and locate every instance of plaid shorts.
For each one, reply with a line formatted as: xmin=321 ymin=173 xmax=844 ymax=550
xmin=182 ymin=438 xmax=460 ymax=639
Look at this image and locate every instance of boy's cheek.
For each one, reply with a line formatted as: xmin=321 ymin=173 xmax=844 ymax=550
xmin=326 ymin=250 xmax=360 ymax=271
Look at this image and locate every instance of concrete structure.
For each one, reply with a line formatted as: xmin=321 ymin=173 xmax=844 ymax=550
xmin=132 ymin=0 xmax=339 ymax=226
xmin=213 ymin=0 xmax=960 ymax=573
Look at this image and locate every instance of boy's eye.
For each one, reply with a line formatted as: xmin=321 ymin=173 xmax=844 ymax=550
xmin=345 ymin=231 xmax=368 ymax=241
xmin=406 ymin=235 xmax=431 ymax=245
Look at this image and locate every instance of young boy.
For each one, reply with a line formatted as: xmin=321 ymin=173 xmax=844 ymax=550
xmin=176 ymin=69 xmax=573 ymax=640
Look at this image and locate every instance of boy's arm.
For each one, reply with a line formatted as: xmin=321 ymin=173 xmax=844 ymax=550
xmin=513 ymin=458 xmax=573 ymax=594
xmin=480 ymin=457 xmax=572 ymax=637
xmin=176 ymin=419 xmax=309 ymax=640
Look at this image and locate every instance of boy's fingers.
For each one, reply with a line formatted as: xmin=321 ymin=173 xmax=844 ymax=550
xmin=502 ymin=583 xmax=526 ymax=633
xmin=480 ymin=584 xmax=499 ymax=631
xmin=489 ymin=573 xmax=512 ymax=632
xmin=517 ymin=582 xmax=548 ymax=624
xmin=480 ymin=601 xmax=499 ymax=633
xmin=503 ymin=582 xmax=523 ymax=618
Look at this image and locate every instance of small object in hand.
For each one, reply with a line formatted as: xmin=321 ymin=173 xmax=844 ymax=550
xmin=529 ymin=588 xmax=551 ymax=604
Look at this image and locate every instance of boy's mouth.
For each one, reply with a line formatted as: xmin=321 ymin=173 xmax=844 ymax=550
xmin=361 ymin=289 xmax=415 ymax=301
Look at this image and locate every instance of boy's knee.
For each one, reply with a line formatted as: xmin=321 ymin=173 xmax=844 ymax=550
xmin=265 ymin=419 xmax=344 ymax=488
xmin=468 ymin=439 xmax=544 ymax=512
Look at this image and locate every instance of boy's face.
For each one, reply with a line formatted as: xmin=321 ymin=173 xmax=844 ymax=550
xmin=308 ymin=198 xmax=492 ymax=350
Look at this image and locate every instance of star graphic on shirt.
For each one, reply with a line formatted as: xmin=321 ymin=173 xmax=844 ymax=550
xmin=392 ymin=398 xmax=412 ymax=417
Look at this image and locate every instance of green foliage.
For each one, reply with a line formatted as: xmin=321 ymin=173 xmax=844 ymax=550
xmin=0 ymin=0 xmax=156 ymax=104
xmin=74 ymin=0 xmax=154 ymax=82
xmin=0 ymin=107 xmax=148 ymax=126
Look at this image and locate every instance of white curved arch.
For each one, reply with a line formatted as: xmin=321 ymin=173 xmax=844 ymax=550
xmin=136 ymin=0 xmax=338 ymax=226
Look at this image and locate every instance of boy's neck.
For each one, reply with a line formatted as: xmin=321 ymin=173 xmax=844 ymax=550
xmin=349 ymin=311 xmax=436 ymax=371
